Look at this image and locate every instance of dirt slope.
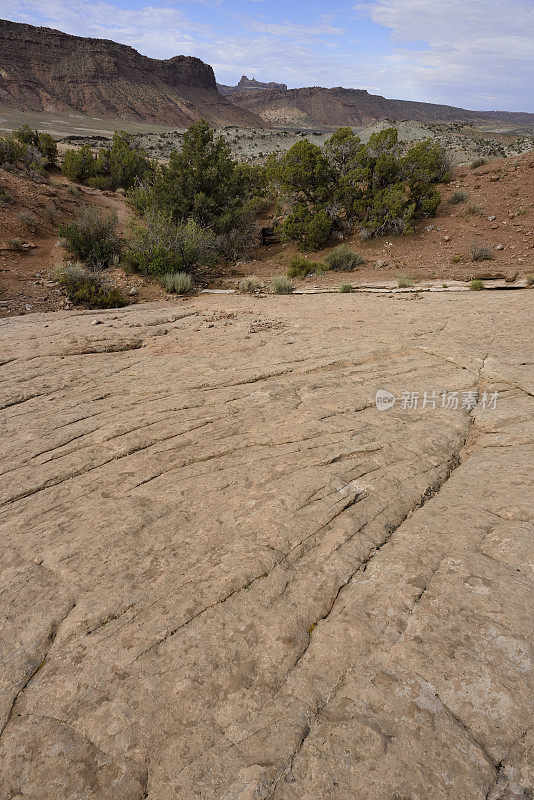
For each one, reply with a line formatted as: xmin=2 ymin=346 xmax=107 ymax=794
xmin=0 ymin=20 xmax=264 ymax=128
xmin=0 ymin=290 xmax=532 ymax=798
xmin=233 ymin=152 xmax=534 ymax=287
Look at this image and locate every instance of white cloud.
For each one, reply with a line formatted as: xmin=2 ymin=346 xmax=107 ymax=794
xmin=3 ymin=0 xmax=533 ymax=110
xmin=354 ymin=0 xmax=534 ymax=110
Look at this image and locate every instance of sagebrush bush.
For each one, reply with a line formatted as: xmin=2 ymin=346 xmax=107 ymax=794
xmin=17 ymin=212 xmax=39 ymax=232
xmin=126 ymin=179 xmax=156 ymax=214
xmin=287 ymin=253 xmax=326 ymax=278
xmin=449 ymin=191 xmax=468 ymax=205
xmin=127 ymin=212 xmax=217 ymax=276
xmin=468 ymin=205 xmax=484 ymax=216
xmin=55 ymin=263 xmax=128 ymax=308
xmin=526 ymin=273 xmax=534 ymax=287
xmin=470 ymin=279 xmax=485 ymax=291
xmin=58 ymin=208 xmax=121 ymax=268
xmin=239 ymin=275 xmax=263 ymax=293
xmin=470 ymin=241 xmax=493 ymax=262
xmin=270 ymin=275 xmax=293 ymax=294
xmin=325 ymin=244 xmax=365 ymax=270
xmin=398 ymin=274 xmax=414 ymax=288
xmin=339 ymin=283 xmax=354 ymax=293
xmin=158 ymin=272 xmax=193 ymax=294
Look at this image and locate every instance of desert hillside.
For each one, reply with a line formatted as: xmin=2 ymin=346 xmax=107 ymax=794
xmin=229 ymin=85 xmax=534 ymax=129
xmin=0 ymin=19 xmax=264 ymax=128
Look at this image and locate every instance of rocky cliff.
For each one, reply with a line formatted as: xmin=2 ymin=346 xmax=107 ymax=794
xmin=0 ymin=20 xmax=265 ymax=127
xmin=229 ymin=85 xmax=534 ymax=128
xmin=218 ymin=75 xmax=288 ymax=95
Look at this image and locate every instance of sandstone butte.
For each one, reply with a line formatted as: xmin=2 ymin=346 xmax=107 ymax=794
xmin=0 ymin=289 xmax=532 ymax=799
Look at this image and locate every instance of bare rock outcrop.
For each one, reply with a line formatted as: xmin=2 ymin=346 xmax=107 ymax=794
xmin=218 ymin=76 xmax=288 ymax=95
xmin=0 ymin=291 xmax=532 ymax=798
xmin=0 ymin=19 xmax=265 ymax=127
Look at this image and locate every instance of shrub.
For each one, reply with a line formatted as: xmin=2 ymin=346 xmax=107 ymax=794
xmin=270 ymin=275 xmax=293 ymax=294
xmin=468 ymin=205 xmax=484 ymax=216
xmin=0 ymin=187 xmax=13 ymax=204
xmin=6 ymin=238 xmax=25 ymax=251
xmin=450 ymin=254 xmax=463 ymax=263
xmin=361 ymin=184 xmax=416 ymax=238
xmin=449 ymin=190 xmax=468 ymax=205
xmin=0 ymin=136 xmax=25 ymax=166
xmin=62 ymin=132 xmax=152 ymax=190
xmin=282 ymin=205 xmax=332 ymax=250
xmin=62 ymin=145 xmax=97 ymax=184
xmin=126 ymin=179 xmax=156 ymax=214
xmin=43 ymin=204 xmax=59 ymax=225
xmin=470 ymin=241 xmax=493 ymax=262
xmin=339 ymin=283 xmax=354 ymax=293
xmin=325 ymin=244 xmax=365 ymax=270
xmin=152 ymin=121 xmax=263 ymax=237
xmin=158 ymin=272 xmax=193 ymax=294
xmin=58 ymin=208 xmax=121 ymax=268
xmin=13 ymin=125 xmax=57 ymax=167
xmin=470 ymin=279 xmax=485 ymax=291
xmin=287 ymin=253 xmax=326 ymax=278
xmin=239 ymin=275 xmax=263 ymax=293
xmin=526 ymin=273 xmax=534 ymax=287
xmin=398 ymin=274 xmax=414 ymax=288
xmin=17 ymin=212 xmax=39 ymax=232
xmin=470 ymin=158 xmax=486 ymax=169
xmin=127 ymin=212 xmax=217 ymax=276
xmin=55 ymin=263 xmax=128 ymax=308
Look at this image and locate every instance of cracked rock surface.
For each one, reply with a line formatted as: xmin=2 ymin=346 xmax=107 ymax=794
xmin=0 ymin=292 xmax=532 ymax=799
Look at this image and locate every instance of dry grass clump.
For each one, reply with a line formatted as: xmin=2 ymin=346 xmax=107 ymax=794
xmin=55 ymin=262 xmax=127 ymax=308
xmin=239 ymin=275 xmax=263 ymax=293
xmin=270 ymin=275 xmax=293 ymax=294
xmin=158 ymin=272 xmax=193 ymax=295
xmin=325 ymin=245 xmax=365 ymax=270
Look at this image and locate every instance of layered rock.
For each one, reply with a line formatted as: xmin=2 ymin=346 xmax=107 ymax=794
xmin=230 ymin=85 xmax=534 ymax=128
xmin=218 ymin=75 xmax=288 ymax=95
xmin=0 ymin=290 xmax=532 ymax=799
xmin=0 ymin=19 xmax=265 ymax=127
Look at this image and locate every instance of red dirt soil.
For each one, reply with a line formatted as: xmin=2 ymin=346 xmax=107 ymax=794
xmin=0 ymin=152 xmax=533 ymax=318
xmin=229 ymin=153 xmax=534 ymax=288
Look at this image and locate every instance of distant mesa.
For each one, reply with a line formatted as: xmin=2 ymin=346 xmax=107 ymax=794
xmin=0 ymin=19 xmax=266 ymax=128
xmin=1 ymin=19 xmax=532 ymax=131
xmin=217 ymin=75 xmax=288 ymax=95
xmin=228 ymin=85 xmax=534 ymax=129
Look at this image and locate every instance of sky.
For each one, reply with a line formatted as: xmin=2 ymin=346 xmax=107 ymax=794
xmin=3 ymin=0 xmax=534 ymax=111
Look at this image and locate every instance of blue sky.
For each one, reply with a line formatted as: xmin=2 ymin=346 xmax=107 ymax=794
xmin=3 ymin=0 xmax=534 ymax=111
